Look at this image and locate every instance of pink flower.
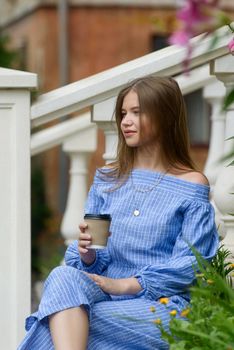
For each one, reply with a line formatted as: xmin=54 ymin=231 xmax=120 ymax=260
xmin=169 ymin=30 xmax=191 ymax=46
xmin=228 ymin=38 xmax=234 ymax=55
xmin=169 ymin=0 xmax=218 ymax=47
xmin=177 ymin=0 xmax=218 ymax=29
xmin=168 ymin=0 xmax=233 ymax=72
xmin=178 ymin=0 xmax=208 ymax=25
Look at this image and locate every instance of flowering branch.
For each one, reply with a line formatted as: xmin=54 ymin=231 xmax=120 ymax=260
xmin=227 ymin=23 xmax=234 ymax=54
xmin=169 ymin=0 xmax=234 ymax=109
xmin=169 ymin=0 xmax=234 ymax=66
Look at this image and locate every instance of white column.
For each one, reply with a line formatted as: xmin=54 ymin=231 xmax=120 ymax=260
xmin=61 ymin=123 xmax=97 ymax=246
xmin=210 ymin=55 xmax=234 ymax=256
xmin=92 ymin=97 xmax=118 ymax=164
xmin=203 ymin=81 xmax=226 ymax=188
xmin=0 ymin=68 xmax=37 ymax=349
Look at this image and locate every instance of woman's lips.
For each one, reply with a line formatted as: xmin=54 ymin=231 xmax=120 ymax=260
xmin=123 ymin=131 xmax=137 ymax=137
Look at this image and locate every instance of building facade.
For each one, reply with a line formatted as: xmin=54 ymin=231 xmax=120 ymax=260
xmin=1 ymin=0 xmax=233 ymax=216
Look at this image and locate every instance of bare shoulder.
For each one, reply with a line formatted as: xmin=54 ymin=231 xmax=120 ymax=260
xmin=179 ymin=171 xmax=209 ymax=186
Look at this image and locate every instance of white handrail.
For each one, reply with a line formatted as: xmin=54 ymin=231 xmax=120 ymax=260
xmin=31 ymin=24 xmax=232 ymax=128
xmin=175 ymin=64 xmax=216 ymax=95
xmin=31 ymin=112 xmax=93 ymax=156
xmin=30 ymin=64 xmax=215 ymax=156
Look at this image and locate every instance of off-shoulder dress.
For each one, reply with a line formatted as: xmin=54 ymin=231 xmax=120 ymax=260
xmin=18 ymin=168 xmax=219 ymax=350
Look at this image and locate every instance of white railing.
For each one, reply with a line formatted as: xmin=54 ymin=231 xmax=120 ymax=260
xmin=31 ymin=25 xmax=231 ymax=127
xmin=32 ymin=63 xmax=222 ymax=248
xmin=0 ymin=22 xmax=234 ymax=350
xmin=31 ymin=111 xmax=93 ymax=156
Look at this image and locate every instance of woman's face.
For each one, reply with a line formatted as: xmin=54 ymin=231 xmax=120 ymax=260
xmin=120 ymin=90 xmax=155 ymax=148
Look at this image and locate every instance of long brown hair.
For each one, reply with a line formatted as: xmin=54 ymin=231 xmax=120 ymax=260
xmin=99 ymin=75 xmax=196 ymax=183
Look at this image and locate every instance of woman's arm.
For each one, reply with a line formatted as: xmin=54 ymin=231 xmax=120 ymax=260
xmin=87 ymin=200 xmax=219 ymax=298
xmin=133 ymin=200 xmax=219 ymax=300
xmin=65 ymin=240 xmax=111 ymax=274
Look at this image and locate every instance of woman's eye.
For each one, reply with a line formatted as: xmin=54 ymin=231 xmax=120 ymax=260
xmin=121 ymin=113 xmax=126 ymax=119
xmin=134 ymin=110 xmax=140 ymax=115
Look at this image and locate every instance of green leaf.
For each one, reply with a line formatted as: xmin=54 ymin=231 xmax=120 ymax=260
xmin=225 ymin=136 xmax=234 ymax=141
xmin=223 ymin=89 xmax=234 ymax=110
xmin=207 ymin=33 xmax=219 ymax=51
xmin=217 ymin=12 xmax=232 ymax=26
xmin=213 ymin=150 xmax=234 ymax=164
xmin=227 ymin=160 xmax=234 ymax=167
xmin=170 ymin=342 xmax=187 ymax=350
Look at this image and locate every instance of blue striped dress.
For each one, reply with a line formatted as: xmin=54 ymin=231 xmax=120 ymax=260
xmin=18 ymin=168 xmax=219 ymax=350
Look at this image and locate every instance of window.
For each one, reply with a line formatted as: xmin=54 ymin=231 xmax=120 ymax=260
xmin=184 ymin=89 xmax=210 ymax=146
xmin=151 ymin=34 xmax=169 ymax=51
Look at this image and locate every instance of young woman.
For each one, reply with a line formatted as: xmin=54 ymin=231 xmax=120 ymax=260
xmin=18 ymin=76 xmax=219 ymax=350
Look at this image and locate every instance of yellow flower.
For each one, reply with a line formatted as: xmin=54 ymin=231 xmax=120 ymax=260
xmin=180 ymin=308 xmax=190 ymax=317
xmin=159 ymin=297 xmax=169 ymax=305
xmin=207 ymin=279 xmax=214 ymax=285
xmin=152 ymin=319 xmax=161 ymax=325
xmin=228 ymin=263 xmax=234 ymax=268
xmin=169 ymin=310 xmax=177 ymax=317
xmin=150 ymin=306 xmax=156 ymax=313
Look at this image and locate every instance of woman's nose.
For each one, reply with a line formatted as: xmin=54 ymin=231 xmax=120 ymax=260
xmin=121 ymin=115 xmax=133 ymax=126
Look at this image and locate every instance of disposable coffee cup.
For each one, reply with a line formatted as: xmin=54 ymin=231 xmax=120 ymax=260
xmin=84 ymin=214 xmax=111 ymax=249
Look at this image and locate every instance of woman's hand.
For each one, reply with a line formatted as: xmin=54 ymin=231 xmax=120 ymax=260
xmin=85 ymin=273 xmax=142 ymax=295
xmin=78 ymin=222 xmax=96 ymax=266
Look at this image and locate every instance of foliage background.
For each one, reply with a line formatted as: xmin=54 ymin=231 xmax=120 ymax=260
xmin=160 ymin=247 xmax=234 ymax=350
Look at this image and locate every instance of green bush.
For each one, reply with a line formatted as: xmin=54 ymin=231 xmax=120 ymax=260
xmin=0 ymin=34 xmax=19 ymax=68
xmin=31 ymin=164 xmax=66 ymax=280
xmin=160 ymin=246 xmax=234 ymax=350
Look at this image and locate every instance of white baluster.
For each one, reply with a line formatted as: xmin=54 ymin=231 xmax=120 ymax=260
xmin=211 ymin=55 xmax=234 ymax=257
xmin=203 ymin=81 xmax=227 ymax=240
xmin=0 ymin=68 xmax=37 ymax=349
xmin=61 ymin=121 xmax=97 ymax=246
xmin=99 ymin=122 xmax=118 ymax=164
xmin=92 ymin=97 xmax=118 ymax=164
xmin=203 ymin=81 xmax=226 ymax=188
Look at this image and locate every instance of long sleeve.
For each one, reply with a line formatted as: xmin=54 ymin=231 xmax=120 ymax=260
xmin=134 ymin=200 xmax=219 ymax=301
xmin=65 ymin=240 xmax=111 ymax=274
xmin=65 ymin=171 xmax=112 ymax=274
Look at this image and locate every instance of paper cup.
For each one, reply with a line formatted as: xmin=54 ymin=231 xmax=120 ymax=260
xmin=84 ymin=214 xmax=111 ymax=249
